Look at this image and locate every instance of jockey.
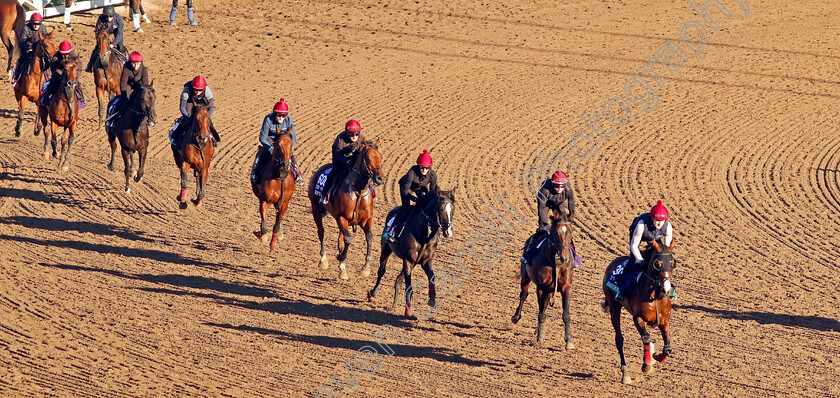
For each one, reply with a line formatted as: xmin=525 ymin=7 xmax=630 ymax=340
xmin=521 ymin=171 xmax=577 ymax=264
xmin=250 ymin=98 xmax=302 ymax=184
xmin=319 ymin=120 xmax=365 ymax=205
xmin=40 ymin=41 xmax=78 ymax=107
xmin=13 ymin=13 xmax=43 ymax=83
xmin=107 ymin=51 xmax=148 ymax=124
xmin=382 ymin=150 xmax=438 ymax=242
xmin=84 ymin=5 xmax=126 ymax=73
xmin=170 ymin=75 xmax=219 ymax=147
xmin=169 ymin=0 xmax=198 ymax=26
xmin=614 ymin=200 xmax=674 ymax=301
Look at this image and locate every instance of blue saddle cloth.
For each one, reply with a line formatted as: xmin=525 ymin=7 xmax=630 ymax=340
xmin=314 ymin=167 xmax=332 ymax=197
xmin=604 ymin=258 xmax=642 ymax=295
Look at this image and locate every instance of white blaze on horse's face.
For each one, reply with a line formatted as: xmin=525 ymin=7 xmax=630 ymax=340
xmin=561 ymin=225 xmax=566 ymax=234
xmin=663 ymin=280 xmax=672 ymax=294
xmin=444 ymin=202 xmax=453 ymax=238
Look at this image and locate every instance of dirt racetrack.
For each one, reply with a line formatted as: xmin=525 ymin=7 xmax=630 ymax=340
xmin=0 ymin=0 xmax=839 ymax=396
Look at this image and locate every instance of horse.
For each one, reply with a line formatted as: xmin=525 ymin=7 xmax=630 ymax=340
xmin=307 ymin=140 xmax=385 ymax=280
xmin=0 ymin=0 xmax=24 ymax=78
xmin=106 ymin=83 xmax=156 ymax=193
xmin=368 ymin=188 xmax=455 ymax=318
xmin=127 ymin=0 xmax=151 ymax=33
xmin=93 ymin=20 xmax=123 ymax=131
xmin=38 ymin=58 xmax=81 ymax=171
xmin=601 ymin=239 xmax=675 ymax=384
xmin=251 ymin=127 xmax=296 ymax=251
xmin=13 ymin=31 xmax=56 ymax=137
xmin=511 ymin=214 xmax=575 ymax=347
xmin=172 ymin=101 xmax=214 ymax=208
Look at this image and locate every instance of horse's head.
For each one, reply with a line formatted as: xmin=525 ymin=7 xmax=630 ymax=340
xmin=271 ymin=126 xmax=293 ymax=173
xmin=427 ymin=187 xmax=456 ymax=238
xmin=36 ymin=31 xmax=56 ymax=60
xmin=189 ymin=99 xmax=210 ymax=145
xmin=549 ymin=213 xmax=573 ymax=264
xmin=64 ymin=59 xmax=79 ymax=82
xmin=356 ymin=139 xmax=385 ymax=186
xmin=138 ymin=81 xmax=157 ymax=125
xmin=649 ymin=239 xmax=675 ymax=300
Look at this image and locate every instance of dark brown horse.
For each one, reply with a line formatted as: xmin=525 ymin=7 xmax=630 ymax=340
xmin=39 ymin=58 xmax=80 ymax=171
xmin=126 ymin=0 xmax=151 ymax=33
xmin=172 ymin=101 xmax=213 ymax=208
xmin=308 ymin=141 xmax=385 ymax=280
xmin=368 ymin=188 xmax=455 ymax=318
xmin=93 ymin=20 xmax=122 ymax=130
xmin=602 ymin=239 xmax=675 ymax=384
xmin=251 ymin=127 xmax=296 ymax=251
xmin=511 ymin=214 xmax=575 ymax=347
xmin=13 ymin=31 xmax=55 ymax=137
xmin=107 ymin=82 xmax=156 ymax=193
xmin=0 ymin=0 xmax=25 ymax=78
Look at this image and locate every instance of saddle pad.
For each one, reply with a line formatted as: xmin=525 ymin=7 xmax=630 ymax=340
xmin=314 ymin=167 xmax=332 ymax=197
xmin=604 ymin=258 xmax=642 ymax=294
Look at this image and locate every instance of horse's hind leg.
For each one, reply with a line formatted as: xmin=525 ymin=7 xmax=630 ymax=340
xmin=1 ymin=28 xmax=12 ymax=77
xmin=335 ymin=218 xmax=352 ymax=280
xmin=177 ymin=162 xmax=189 ymax=208
xmin=359 ymin=216 xmax=374 ymax=277
xmin=312 ymin=206 xmax=328 ymax=269
xmin=107 ymin=132 xmax=118 ymax=170
xmin=402 ymin=259 xmax=416 ymax=318
xmin=511 ymin=266 xmax=530 ymax=324
xmin=420 ymin=259 xmax=436 ymax=309
xmin=191 ymin=169 xmax=207 ymax=207
xmin=256 ymin=200 xmax=270 ymax=242
xmin=140 ymin=3 xmax=151 ymax=23
xmin=135 ymin=143 xmax=147 ymax=182
xmin=15 ymin=97 xmax=26 ymax=137
xmin=43 ymin=120 xmax=52 ymax=160
xmin=368 ymin=241 xmax=392 ymax=300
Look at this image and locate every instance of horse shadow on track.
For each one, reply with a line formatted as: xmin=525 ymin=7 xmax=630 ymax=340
xmin=678 ymin=304 xmax=840 ymax=332
xmin=1 ymin=216 xmax=154 ymax=242
xmin=205 ymin=322 xmax=501 ymax=368
xmin=40 ymin=262 xmax=274 ymax=298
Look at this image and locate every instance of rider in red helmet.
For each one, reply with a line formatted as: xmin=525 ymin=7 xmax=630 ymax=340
xmin=84 ymin=5 xmax=126 ymax=73
xmin=610 ymin=200 xmax=675 ymax=301
xmin=319 ymin=119 xmax=366 ymax=205
xmin=105 ymin=51 xmax=149 ymax=126
xmin=13 ymin=13 xmax=44 ymax=85
xmin=250 ymin=98 xmax=303 ymax=184
xmin=521 ymin=171 xmax=578 ymax=266
xmin=382 ymin=150 xmax=439 ymax=242
xmin=40 ymin=41 xmax=79 ymax=107
xmin=170 ymin=75 xmax=219 ymax=147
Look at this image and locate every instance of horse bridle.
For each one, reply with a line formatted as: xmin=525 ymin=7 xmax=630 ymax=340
xmin=642 ymin=251 xmax=674 ymax=295
xmin=419 ymin=195 xmax=453 ymax=231
xmin=547 ymin=221 xmax=572 ymax=259
xmin=126 ymin=87 xmax=155 ymax=126
xmin=270 ymin=132 xmax=291 ymax=171
xmin=351 ymin=146 xmax=383 ymax=184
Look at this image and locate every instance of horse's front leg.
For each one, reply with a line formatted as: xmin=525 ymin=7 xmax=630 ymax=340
xmin=560 ymin=282 xmax=574 ymax=350
xmin=255 ymin=200 xmax=270 ymax=243
xmin=107 ymin=132 xmax=118 ymax=170
xmin=58 ymin=124 xmax=76 ymax=172
xmin=511 ymin=264 xmax=530 ymax=324
xmin=654 ymin=313 xmax=672 ymax=363
xmin=359 ymin=216 xmax=374 ymax=277
xmin=634 ymin=315 xmax=653 ymax=374
xmin=368 ymin=240 xmax=392 ymax=300
xmin=121 ymin=148 xmax=132 ymax=193
xmin=607 ymin=294 xmax=631 ymax=384
xmin=420 ymin=258 xmax=437 ymax=309
xmin=269 ymin=201 xmax=283 ymax=251
xmin=402 ymin=259 xmax=415 ymax=318
xmin=96 ymin=86 xmax=105 ymax=131
xmin=535 ymin=286 xmax=551 ymax=342
xmin=15 ymin=97 xmax=26 ymax=137
xmin=134 ymin=142 xmax=147 ymax=182
xmin=335 ymin=217 xmax=352 ymax=280
xmin=43 ymin=119 xmax=53 ymax=160
xmin=192 ymin=165 xmax=208 ymax=207
xmin=177 ymin=162 xmax=189 ymax=208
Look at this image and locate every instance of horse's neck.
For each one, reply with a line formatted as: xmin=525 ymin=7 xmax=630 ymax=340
xmin=346 ymin=164 xmax=368 ymax=193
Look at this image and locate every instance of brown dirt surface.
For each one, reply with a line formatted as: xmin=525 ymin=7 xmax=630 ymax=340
xmin=1 ymin=0 xmax=839 ymax=396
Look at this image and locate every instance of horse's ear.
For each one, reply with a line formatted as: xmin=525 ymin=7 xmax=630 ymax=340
xmin=375 ymin=139 xmax=381 ymax=148
xmin=668 ymin=239 xmax=675 ymax=252
xmin=652 ymin=239 xmax=662 ymax=252
xmin=150 ymin=79 xmax=154 ymax=88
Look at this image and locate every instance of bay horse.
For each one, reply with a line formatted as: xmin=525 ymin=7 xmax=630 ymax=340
xmin=106 ymin=83 xmax=156 ymax=193
xmin=13 ymin=31 xmax=56 ymax=137
xmin=0 ymin=0 xmax=25 ymax=78
xmin=251 ymin=127 xmax=296 ymax=251
xmin=511 ymin=214 xmax=575 ymax=347
xmin=307 ymin=140 xmax=385 ymax=280
xmin=39 ymin=58 xmax=80 ymax=171
xmin=172 ymin=101 xmax=213 ymax=208
xmin=93 ymin=20 xmax=123 ymax=130
xmin=368 ymin=188 xmax=455 ymax=319
xmin=126 ymin=0 xmax=151 ymax=33
xmin=602 ymin=239 xmax=675 ymax=384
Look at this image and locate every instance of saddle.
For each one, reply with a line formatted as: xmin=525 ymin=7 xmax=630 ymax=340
xmin=521 ymin=231 xmax=550 ymax=265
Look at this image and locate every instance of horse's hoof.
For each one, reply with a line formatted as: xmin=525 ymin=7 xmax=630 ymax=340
xmin=404 ymin=308 xmax=414 ymax=318
xmin=427 ymin=297 xmax=436 ymax=308
xmin=653 ymin=353 xmax=669 ymax=363
xmin=134 ymin=175 xmax=142 ymax=183
xmin=367 ymin=290 xmax=376 ymax=301
xmin=269 ymin=237 xmax=278 ymax=251
xmin=621 ymin=374 xmax=632 ymax=384
xmin=59 ymin=164 xmax=69 ymax=172
xmin=14 ymin=130 xmax=20 ymax=137
xmin=135 ymin=28 xmax=144 ymax=33
xmin=179 ymin=201 xmax=188 ymax=210
xmin=511 ymin=315 xmax=520 ymax=324
xmin=565 ymin=341 xmax=575 ymax=350
xmin=107 ymin=163 xmax=115 ymax=171
xmin=43 ymin=153 xmax=49 ymax=161
xmin=318 ymin=257 xmax=329 ymax=269
xmin=143 ymin=15 xmax=152 ymax=23
xmin=641 ymin=363 xmax=653 ymax=374
xmin=339 ymin=270 xmax=349 ymax=280
xmin=125 ymin=188 xmax=131 ymax=194
xmin=191 ymin=199 xmax=202 ymax=207
xmin=360 ymin=266 xmax=370 ymax=278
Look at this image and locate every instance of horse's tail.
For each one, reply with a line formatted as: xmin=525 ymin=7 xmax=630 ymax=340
xmin=13 ymin=3 xmax=25 ymax=38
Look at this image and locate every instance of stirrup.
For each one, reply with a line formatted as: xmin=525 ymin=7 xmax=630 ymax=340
xmin=319 ymin=194 xmax=329 ymax=205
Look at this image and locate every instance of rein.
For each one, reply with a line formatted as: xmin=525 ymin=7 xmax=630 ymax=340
xmin=349 ymin=146 xmax=376 ymax=232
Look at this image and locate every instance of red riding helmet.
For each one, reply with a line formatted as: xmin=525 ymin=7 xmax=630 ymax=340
xmin=58 ymin=41 xmax=72 ymax=54
xmin=650 ymin=200 xmax=669 ymax=221
xmin=345 ymin=119 xmax=361 ymax=133
xmin=417 ymin=150 xmax=432 ymax=167
xmin=550 ymin=171 xmax=568 ymax=187
xmin=191 ymin=75 xmax=206 ymax=90
xmin=273 ymin=98 xmax=289 ymax=114
xmin=128 ymin=51 xmax=143 ymax=62
xmin=29 ymin=13 xmax=43 ymax=23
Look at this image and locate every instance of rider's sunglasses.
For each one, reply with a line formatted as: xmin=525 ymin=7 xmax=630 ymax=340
xmin=419 ymin=166 xmax=430 ymax=171
xmin=348 ymin=132 xmax=360 ymax=137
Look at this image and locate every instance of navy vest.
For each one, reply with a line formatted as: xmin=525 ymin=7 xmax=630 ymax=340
xmin=629 ymin=213 xmax=670 ymax=243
